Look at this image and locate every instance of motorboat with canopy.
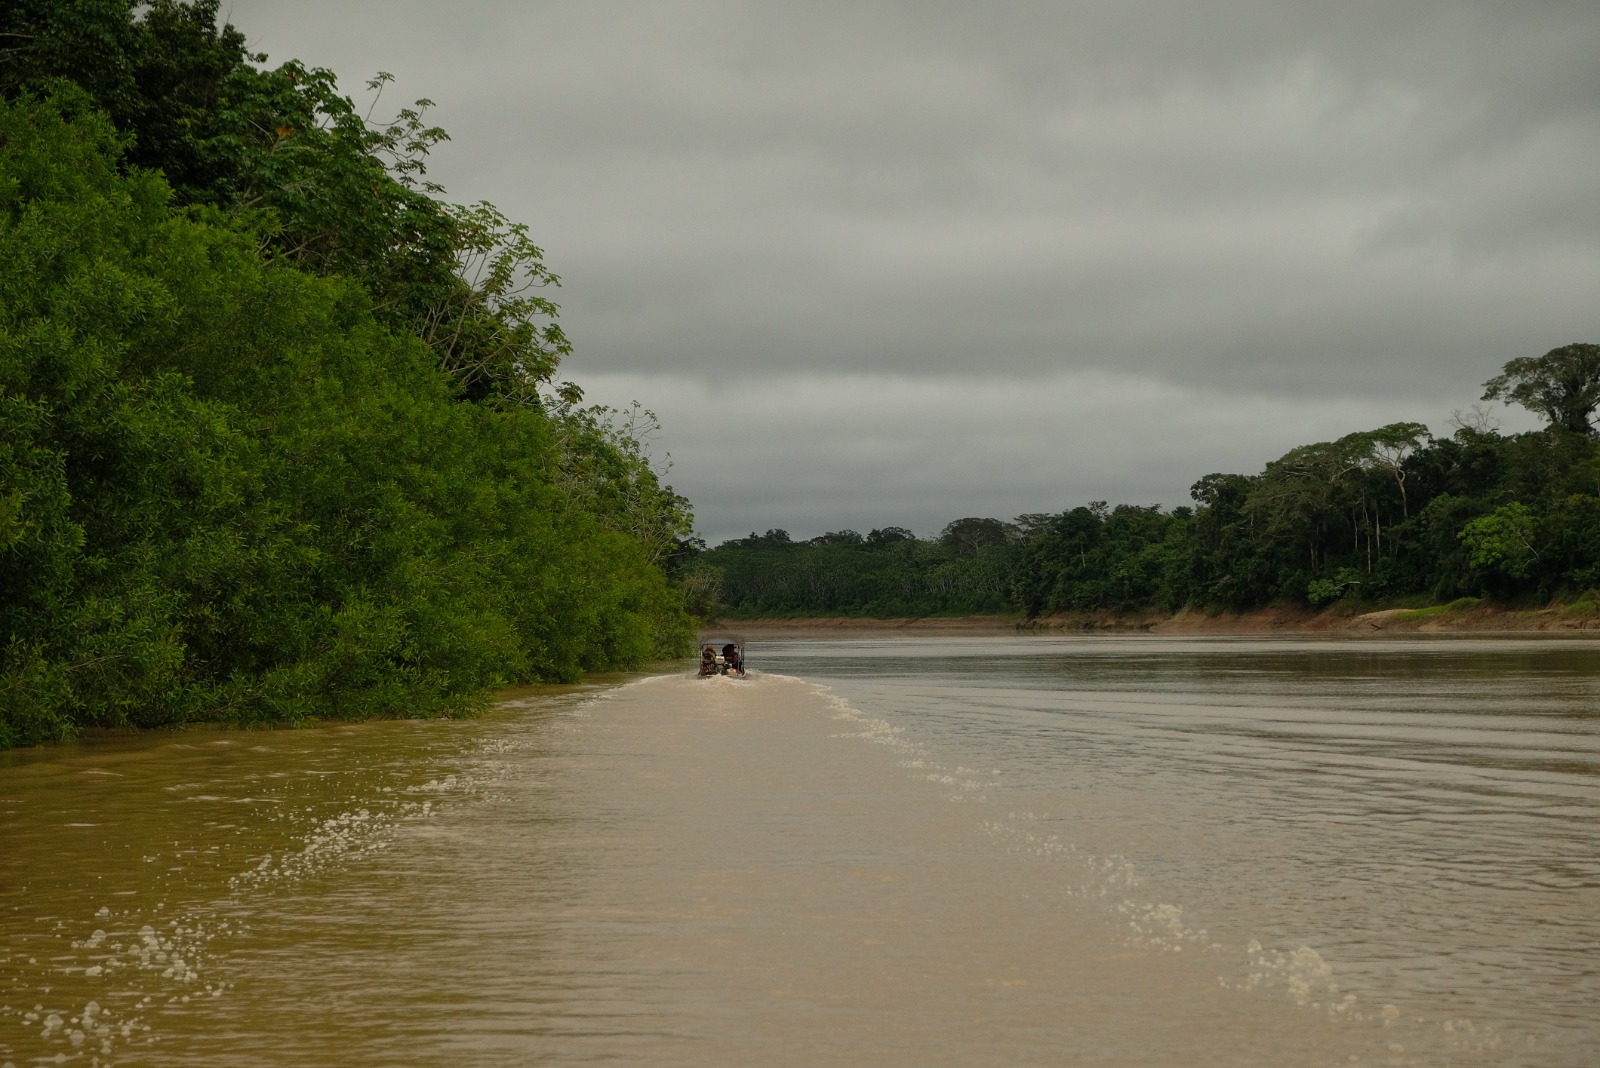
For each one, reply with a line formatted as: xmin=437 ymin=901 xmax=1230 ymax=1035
xmin=697 ymin=632 xmax=747 ymax=677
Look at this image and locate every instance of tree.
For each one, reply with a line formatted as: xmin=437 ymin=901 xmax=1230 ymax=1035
xmin=1482 ymin=343 xmax=1600 ymax=436
xmin=0 ymin=91 xmax=692 ymax=747
xmin=1459 ymin=503 xmax=1540 ymax=581
xmin=1354 ymin=422 xmax=1430 ymax=517
xmin=866 ymin=526 xmax=915 ymax=548
xmin=1 ymin=0 xmax=256 ymax=203
xmin=939 ymin=517 xmax=1015 ymax=556
xmin=1243 ymin=437 xmax=1368 ymax=560
xmin=3 ymin=2 xmax=569 ymax=406
xmin=420 ymin=200 xmax=571 ymax=401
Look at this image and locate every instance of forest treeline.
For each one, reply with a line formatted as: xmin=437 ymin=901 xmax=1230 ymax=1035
xmin=692 ymin=349 xmax=1600 ymax=621
xmin=1 ymin=1 xmax=694 ymax=747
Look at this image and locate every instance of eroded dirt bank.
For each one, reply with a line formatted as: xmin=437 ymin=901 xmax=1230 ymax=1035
xmin=717 ymin=601 xmax=1600 ymax=639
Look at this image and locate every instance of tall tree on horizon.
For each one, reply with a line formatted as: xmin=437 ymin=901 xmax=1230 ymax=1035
xmin=1482 ymin=343 xmax=1600 ymax=436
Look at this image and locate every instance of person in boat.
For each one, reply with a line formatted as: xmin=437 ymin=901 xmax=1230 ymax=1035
xmin=699 ymin=644 xmax=718 ymax=677
xmin=722 ymin=643 xmax=743 ymax=676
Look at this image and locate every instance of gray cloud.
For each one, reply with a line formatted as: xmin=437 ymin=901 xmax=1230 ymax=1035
xmin=223 ymin=1 xmax=1599 ymax=536
xmin=573 ymin=369 xmax=1541 ymax=544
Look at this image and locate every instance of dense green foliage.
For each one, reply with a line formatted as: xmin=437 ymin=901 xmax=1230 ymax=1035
xmin=1 ymin=4 xmax=693 ymax=747
xmin=697 ymin=403 xmax=1600 ymax=621
xmin=692 ymin=526 xmax=1015 ymax=617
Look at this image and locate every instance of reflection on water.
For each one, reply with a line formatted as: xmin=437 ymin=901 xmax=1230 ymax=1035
xmin=0 ymin=637 xmax=1595 ymax=1066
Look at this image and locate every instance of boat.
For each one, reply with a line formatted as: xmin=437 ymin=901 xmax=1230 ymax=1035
xmin=697 ymin=633 xmax=747 ymax=677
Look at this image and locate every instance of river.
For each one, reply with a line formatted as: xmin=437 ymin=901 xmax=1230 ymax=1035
xmin=1 ymin=636 xmax=1596 ymax=1066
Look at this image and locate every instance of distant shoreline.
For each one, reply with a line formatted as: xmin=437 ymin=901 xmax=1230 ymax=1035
xmin=712 ymin=602 xmax=1600 ymax=639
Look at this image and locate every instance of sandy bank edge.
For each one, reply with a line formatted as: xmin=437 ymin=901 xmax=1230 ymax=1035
xmin=713 ymin=603 xmax=1600 ymax=639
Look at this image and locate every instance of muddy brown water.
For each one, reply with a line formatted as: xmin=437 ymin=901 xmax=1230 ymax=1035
xmin=1 ymin=636 xmax=1596 ymax=1066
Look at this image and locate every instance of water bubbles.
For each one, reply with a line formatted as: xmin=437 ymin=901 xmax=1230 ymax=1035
xmin=1242 ymin=943 xmax=1340 ymax=1007
xmin=1440 ymin=1017 xmax=1502 ymax=1054
xmin=1327 ymin=992 xmax=1359 ymax=1018
xmin=229 ymin=803 xmax=417 ymax=890
xmin=1119 ymin=901 xmax=1207 ymax=951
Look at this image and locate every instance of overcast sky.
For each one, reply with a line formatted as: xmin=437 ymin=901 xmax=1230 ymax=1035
xmin=224 ymin=1 xmax=1597 ymax=543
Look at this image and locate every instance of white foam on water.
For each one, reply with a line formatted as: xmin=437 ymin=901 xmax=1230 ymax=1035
xmin=791 ymin=676 xmax=1448 ymax=1049
xmin=779 ymin=670 xmax=1598 ymax=1065
xmin=227 ymin=805 xmax=420 ymax=890
xmin=0 ymin=685 xmax=624 ymax=1067
xmin=0 ymin=934 xmax=161 ymax=1063
xmin=809 ymin=681 xmax=1229 ymax=957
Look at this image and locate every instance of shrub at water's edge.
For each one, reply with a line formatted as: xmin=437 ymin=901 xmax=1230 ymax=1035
xmin=0 ymin=75 xmax=691 ymax=746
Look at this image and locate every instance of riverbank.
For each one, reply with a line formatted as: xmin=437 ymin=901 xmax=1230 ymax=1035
xmin=714 ymin=598 xmax=1600 ymax=639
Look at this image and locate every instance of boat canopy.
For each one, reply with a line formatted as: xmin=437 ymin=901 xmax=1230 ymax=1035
xmin=697 ymin=633 xmax=746 ymax=654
